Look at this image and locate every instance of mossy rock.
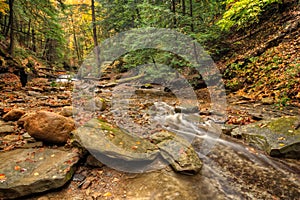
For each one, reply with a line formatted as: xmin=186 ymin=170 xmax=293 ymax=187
xmin=72 ymin=119 xmax=202 ymax=174
xmin=231 ymin=116 xmax=300 ymax=158
xmin=150 ymin=131 xmax=202 ymax=175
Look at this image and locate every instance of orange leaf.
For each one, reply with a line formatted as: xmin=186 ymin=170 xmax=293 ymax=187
xmin=0 ymin=174 xmax=6 ymax=180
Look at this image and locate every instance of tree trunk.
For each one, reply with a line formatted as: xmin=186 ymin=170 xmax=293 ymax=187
xmin=32 ymin=29 xmax=36 ymax=52
xmin=189 ymin=0 xmax=194 ymax=32
xmin=70 ymin=14 xmax=81 ymax=62
xmin=26 ymin=20 xmax=31 ymax=47
xmin=91 ymin=0 xmax=101 ymax=72
xmin=8 ymin=0 xmax=15 ymax=56
xmin=182 ymin=0 xmax=186 ymax=15
xmin=172 ymin=0 xmax=177 ymax=28
xmin=2 ymin=15 xmax=7 ymax=35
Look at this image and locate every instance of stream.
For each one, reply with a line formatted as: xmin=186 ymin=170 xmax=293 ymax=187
xmin=102 ymin=83 xmax=300 ymax=199
xmin=148 ymin=102 xmax=300 ymax=199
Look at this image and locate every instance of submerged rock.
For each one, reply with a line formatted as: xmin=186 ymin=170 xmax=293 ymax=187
xmin=22 ymin=111 xmax=75 ymax=144
xmin=0 ymin=148 xmax=80 ymax=199
xmin=231 ymin=116 xmax=300 ymax=158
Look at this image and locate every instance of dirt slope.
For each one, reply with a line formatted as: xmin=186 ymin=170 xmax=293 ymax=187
xmin=220 ymin=1 xmax=300 ymax=106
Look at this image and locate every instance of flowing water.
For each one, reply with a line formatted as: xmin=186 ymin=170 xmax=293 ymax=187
xmin=109 ymin=94 xmax=300 ymax=199
xmin=150 ymin=102 xmax=300 ymax=199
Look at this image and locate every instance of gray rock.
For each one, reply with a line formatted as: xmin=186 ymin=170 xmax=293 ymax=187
xmin=231 ymin=116 xmax=300 ymax=158
xmin=72 ymin=119 xmax=202 ymax=174
xmin=0 ymin=148 xmax=80 ymax=199
xmin=86 ymin=154 xmax=104 ymax=168
xmin=83 ymin=98 xmax=107 ymax=112
xmin=150 ymin=131 xmax=202 ymax=175
xmin=0 ymin=124 xmax=15 ymax=134
xmin=28 ymin=91 xmax=41 ymax=96
xmin=72 ymin=119 xmax=160 ymax=173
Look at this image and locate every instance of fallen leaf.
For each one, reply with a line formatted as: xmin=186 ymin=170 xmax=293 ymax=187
xmin=0 ymin=174 xmax=6 ymax=180
xmin=103 ymin=192 xmax=112 ymax=197
xmin=131 ymin=145 xmax=138 ymax=150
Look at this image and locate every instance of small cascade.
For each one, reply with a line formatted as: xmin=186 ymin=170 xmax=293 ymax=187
xmin=150 ymin=102 xmax=300 ymax=199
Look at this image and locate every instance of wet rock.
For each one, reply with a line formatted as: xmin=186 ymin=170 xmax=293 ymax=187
xmin=84 ymin=98 xmax=107 ymax=112
xmin=125 ymin=167 xmax=226 ymax=200
xmin=0 ymin=148 xmax=80 ymax=199
xmin=231 ymin=116 xmax=300 ymax=158
xmin=72 ymin=119 xmax=160 ymax=172
xmin=23 ymin=111 xmax=75 ymax=144
xmin=150 ymin=131 xmax=202 ymax=175
xmin=2 ymin=109 xmax=25 ymax=121
xmin=60 ymin=106 xmax=76 ymax=117
xmin=73 ymin=119 xmax=202 ymax=174
xmin=174 ymin=106 xmax=199 ymax=114
xmin=135 ymin=89 xmax=173 ymax=97
xmin=0 ymin=124 xmax=15 ymax=134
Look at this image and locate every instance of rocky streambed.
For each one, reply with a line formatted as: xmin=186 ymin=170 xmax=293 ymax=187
xmin=0 ymin=75 xmax=299 ymax=199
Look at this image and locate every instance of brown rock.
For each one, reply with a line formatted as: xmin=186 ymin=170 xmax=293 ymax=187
xmin=23 ymin=111 xmax=75 ymax=144
xmin=2 ymin=109 xmax=25 ymax=121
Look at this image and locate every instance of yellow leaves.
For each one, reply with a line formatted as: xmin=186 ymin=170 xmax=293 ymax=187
xmin=0 ymin=1 xmax=8 ymax=15
xmin=65 ymin=0 xmax=91 ymax=5
xmin=103 ymin=192 xmax=112 ymax=197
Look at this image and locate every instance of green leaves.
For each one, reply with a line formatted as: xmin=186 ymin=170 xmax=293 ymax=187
xmin=217 ymin=0 xmax=282 ymax=31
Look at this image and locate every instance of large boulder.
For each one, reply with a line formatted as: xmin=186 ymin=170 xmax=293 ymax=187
xmin=2 ymin=109 xmax=25 ymax=121
xmin=0 ymin=148 xmax=80 ymax=199
xmin=72 ymin=119 xmax=202 ymax=174
xmin=231 ymin=116 xmax=300 ymax=158
xmin=22 ymin=111 xmax=75 ymax=144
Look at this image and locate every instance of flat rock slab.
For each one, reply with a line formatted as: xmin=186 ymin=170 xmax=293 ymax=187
xmin=0 ymin=148 xmax=80 ymax=199
xmin=73 ymin=119 xmax=202 ymax=174
xmin=231 ymin=116 xmax=300 ymax=158
xmin=72 ymin=119 xmax=161 ymax=173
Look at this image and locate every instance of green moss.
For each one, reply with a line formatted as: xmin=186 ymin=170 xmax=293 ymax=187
xmin=268 ymin=116 xmax=300 ymax=136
